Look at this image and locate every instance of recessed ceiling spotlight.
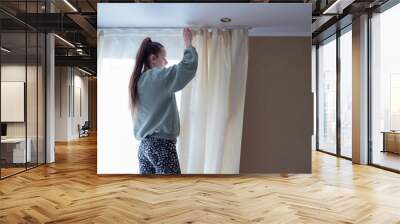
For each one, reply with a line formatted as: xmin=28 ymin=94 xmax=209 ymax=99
xmin=220 ymin=17 xmax=231 ymax=23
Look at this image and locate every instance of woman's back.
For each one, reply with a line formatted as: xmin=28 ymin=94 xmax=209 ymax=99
xmin=133 ymin=46 xmax=198 ymax=141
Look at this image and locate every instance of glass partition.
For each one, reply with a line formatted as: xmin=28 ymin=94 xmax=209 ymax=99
xmin=27 ymin=30 xmax=38 ymax=169
xmin=38 ymin=32 xmax=45 ymax=165
xmin=0 ymin=1 xmax=46 ymax=179
xmin=26 ymin=0 xmax=43 ymax=169
xmin=1 ymin=30 xmax=28 ymax=177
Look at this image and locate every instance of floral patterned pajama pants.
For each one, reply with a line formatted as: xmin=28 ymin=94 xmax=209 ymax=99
xmin=138 ymin=136 xmax=181 ymax=174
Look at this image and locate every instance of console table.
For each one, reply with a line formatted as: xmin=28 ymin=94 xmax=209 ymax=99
xmin=381 ymin=131 xmax=400 ymax=154
xmin=1 ymin=138 xmax=32 ymax=164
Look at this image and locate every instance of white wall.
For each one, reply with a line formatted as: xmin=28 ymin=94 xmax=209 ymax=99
xmin=1 ymin=65 xmax=28 ymax=141
xmin=72 ymin=73 xmax=89 ymax=138
xmin=1 ymin=65 xmax=38 ymax=138
xmin=55 ymin=66 xmax=89 ymax=141
xmin=55 ymin=66 xmax=68 ymax=141
xmin=1 ymin=82 xmax=25 ymax=122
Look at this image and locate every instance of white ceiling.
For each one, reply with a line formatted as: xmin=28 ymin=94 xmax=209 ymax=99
xmin=97 ymin=3 xmax=311 ymax=36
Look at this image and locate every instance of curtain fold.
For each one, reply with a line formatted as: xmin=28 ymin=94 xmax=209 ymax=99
xmin=178 ymin=28 xmax=249 ymax=174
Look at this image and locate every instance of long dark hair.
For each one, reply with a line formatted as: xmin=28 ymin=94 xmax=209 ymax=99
xmin=129 ymin=37 xmax=164 ymax=114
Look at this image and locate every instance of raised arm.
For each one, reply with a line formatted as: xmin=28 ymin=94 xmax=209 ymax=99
xmin=152 ymin=28 xmax=198 ymax=92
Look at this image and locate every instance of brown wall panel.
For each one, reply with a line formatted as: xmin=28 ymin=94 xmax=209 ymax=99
xmin=240 ymin=36 xmax=313 ymax=173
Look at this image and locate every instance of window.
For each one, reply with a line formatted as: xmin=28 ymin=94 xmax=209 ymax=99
xmin=97 ymin=30 xmax=184 ymax=173
xmin=370 ymin=2 xmax=400 ymax=171
xmin=316 ymin=24 xmax=353 ymax=159
xmin=339 ymin=27 xmax=352 ymax=158
xmin=317 ymin=35 xmax=337 ymax=154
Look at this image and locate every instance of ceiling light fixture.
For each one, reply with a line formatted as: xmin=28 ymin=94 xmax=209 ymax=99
xmin=78 ymin=67 xmax=93 ymax=76
xmin=220 ymin=17 xmax=232 ymax=23
xmin=323 ymin=0 xmax=341 ymax=14
xmin=54 ymin=34 xmax=75 ymax=48
xmin=322 ymin=0 xmax=353 ymax=15
xmin=1 ymin=47 xmax=11 ymax=53
xmin=63 ymin=0 xmax=78 ymax=12
xmin=76 ymin=48 xmax=84 ymax=55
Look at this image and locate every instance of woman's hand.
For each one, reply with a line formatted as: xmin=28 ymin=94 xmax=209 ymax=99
xmin=183 ymin=28 xmax=192 ymax=48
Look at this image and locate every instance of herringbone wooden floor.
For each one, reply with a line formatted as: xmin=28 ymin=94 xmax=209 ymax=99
xmin=1 ymin=134 xmax=400 ymax=224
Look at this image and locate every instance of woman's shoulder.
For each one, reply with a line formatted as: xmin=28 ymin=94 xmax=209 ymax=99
xmin=140 ymin=69 xmax=158 ymax=82
xmin=142 ymin=66 xmax=176 ymax=82
xmin=138 ymin=69 xmax=164 ymax=87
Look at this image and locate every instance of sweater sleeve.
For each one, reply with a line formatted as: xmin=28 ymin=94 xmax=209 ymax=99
xmin=154 ymin=45 xmax=198 ymax=92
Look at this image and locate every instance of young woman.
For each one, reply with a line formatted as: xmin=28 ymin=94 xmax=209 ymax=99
xmin=129 ymin=28 xmax=198 ymax=174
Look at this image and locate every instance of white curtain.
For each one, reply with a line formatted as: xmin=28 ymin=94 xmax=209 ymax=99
xmin=178 ymin=28 xmax=249 ymax=174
